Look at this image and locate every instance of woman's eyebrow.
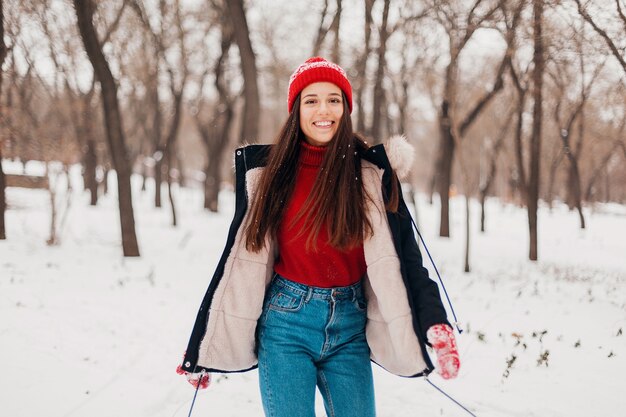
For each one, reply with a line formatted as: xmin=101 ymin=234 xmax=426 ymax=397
xmin=303 ymin=92 xmax=342 ymax=98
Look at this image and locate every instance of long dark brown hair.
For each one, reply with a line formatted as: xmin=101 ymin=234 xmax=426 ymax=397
xmin=244 ymin=93 xmax=396 ymax=253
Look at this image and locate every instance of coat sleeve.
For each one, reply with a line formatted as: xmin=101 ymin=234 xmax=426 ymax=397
xmin=393 ymin=191 xmax=451 ymax=344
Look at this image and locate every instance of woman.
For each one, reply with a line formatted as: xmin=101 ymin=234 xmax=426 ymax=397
xmin=178 ymin=57 xmax=460 ymax=416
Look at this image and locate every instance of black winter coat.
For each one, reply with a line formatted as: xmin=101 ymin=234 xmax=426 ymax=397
xmin=181 ymin=136 xmax=450 ymax=377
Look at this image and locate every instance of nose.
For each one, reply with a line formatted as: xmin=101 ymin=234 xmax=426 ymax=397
xmin=318 ymin=101 xmax=330 ymax=114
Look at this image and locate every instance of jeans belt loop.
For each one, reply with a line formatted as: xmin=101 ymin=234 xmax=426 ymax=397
xmin=305 ymin=287 xmax=313 ymax=303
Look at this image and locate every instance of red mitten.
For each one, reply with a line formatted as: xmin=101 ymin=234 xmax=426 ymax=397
xmin=427 ymin=324 xmax=460 ymax=379
xmin=176 ymin=353 xmax=211 ymax=389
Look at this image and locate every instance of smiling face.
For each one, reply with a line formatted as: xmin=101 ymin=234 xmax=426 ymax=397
xmin=299 ymin=82 xmax=344 ymax=147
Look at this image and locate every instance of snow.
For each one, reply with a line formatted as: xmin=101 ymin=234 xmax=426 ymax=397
xmin=1 ymin=163 xmax=625 ymax=417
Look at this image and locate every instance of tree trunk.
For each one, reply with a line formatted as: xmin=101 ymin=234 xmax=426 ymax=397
xmin=604 ymin=164 xmax=610 ymax=202
xmin=427 ymin=171 xmax=436 ymax=205
xmin=479 ymin=111 xmax=511 ymax=232
xmin=101 ymin=166 xmax=109 ymax=196
xmin=0 ymin=146 xmax=5 ymax=240
xmin=437 ymin=99 xmax=455 ymax=237
xmin=74 ymin=0 xmax=140 ymax=257
xmin=464 ymin=194 xmax=470 ymax=273
xmin=204 ymin=157 xmax=220 ymax=212
xmin=47 ymin=166 xmax=58 ymax=246
xmin=0 ymin=0 xmax=7 ymax=240
xmin=410 ymin=185 xmax=420 ymax=228
xmin=512 ymin=87 xmax=528 ymax=202
xmin=570 ymin=160 xmax=585 ymax=228
xmin=141 ymin=160 xmax=148 ymax=192
xmin=152 ymin=83 xmax=163 ymax=208
xmin=163 ymin=89 xmax=185 ymax=226
xmin=199 ymin=104 xmax=233 ymax=212
xmin=562 ymin=142 xmax=585 ymax=228
xmin=174 ymin=153 xmax=185 ymax=187
xmin=547 ymin=150 xmax=564 ymax=209
xmin=528 ymin=0 xmax=544 ymax=261
xmin=480 ymin=193 xmax=486 ymax=233
xmin=585 ymin=139 xmax=624 ymax=201
xmin=225 ymin=0 xmax=259 ymax=143
xmin=167 ymin=157 xmax=177 ymax=227
xmin=370 ymin=0 xmax=390 ymax=143
xmin=154 ymin=152 xmax=164 ymax=207
xmin=84 ymin=137 xmax=98 ymax=206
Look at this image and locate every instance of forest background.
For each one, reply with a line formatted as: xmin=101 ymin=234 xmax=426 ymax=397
xmin=1 ymin=0 xmax=625 ymax=261
xmin=1 ymin=1 xmax=626 ymax=416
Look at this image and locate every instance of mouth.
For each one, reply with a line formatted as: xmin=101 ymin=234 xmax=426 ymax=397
xmin=313 ymin=121 xmax=334 ymax=128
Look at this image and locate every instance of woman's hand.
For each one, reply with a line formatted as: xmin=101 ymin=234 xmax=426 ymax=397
xmin=426 ymin=324 xmax=460 ymax=380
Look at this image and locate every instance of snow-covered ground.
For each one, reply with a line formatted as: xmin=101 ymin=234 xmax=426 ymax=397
xmin=1 ymin=162 xmax=625 ymax=417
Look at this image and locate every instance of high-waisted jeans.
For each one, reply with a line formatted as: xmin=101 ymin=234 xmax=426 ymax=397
xmin=256 ymin=274 xmax=375 ymax=417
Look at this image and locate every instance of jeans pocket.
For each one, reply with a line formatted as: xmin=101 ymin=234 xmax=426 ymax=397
xmin=353 ymin=295 xmax=368 ymax=313
xmin=268 ymin=290 xmax=304 ymax=312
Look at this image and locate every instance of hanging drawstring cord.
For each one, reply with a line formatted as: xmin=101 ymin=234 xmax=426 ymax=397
xmin=409 ymin=216 xmax=464 ymax=334
xmin=186 ymin=381 xmax=201 ymax=417
xmin=425 ymin=375 xmax=478 ymax=417
xmin=172 ymin=371 xmax=204 ymax=417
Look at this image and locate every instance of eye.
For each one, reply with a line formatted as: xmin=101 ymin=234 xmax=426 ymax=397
xmin=330 ymin=98 xmax=342 ymax=104
xmin=304 ymin=99 xmax=317 ymax=105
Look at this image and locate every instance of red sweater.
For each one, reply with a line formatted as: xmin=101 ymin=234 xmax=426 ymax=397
xmin=273 ymin=141 xmax=366 ymax=288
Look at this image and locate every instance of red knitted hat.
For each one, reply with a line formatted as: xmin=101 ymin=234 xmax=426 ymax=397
xmin=288 ymin=57 xmax=353 ymax=114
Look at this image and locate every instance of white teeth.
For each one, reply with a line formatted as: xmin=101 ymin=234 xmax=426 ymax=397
xmin=314 ymin=121 xmax=332 ymax=127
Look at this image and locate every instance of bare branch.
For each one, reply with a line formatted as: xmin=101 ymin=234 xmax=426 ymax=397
xmin=312 ymin=0 xmax=330 ymax=56
xmin=459 ymin=53 xmax=508 ymax=135
xmin=575 ymin=0 xmax=626 ymax=74
xmin=460 ymin=0 xmax=502 ymax=50
xmin=458 ymin=0 xmax=522 ymax=135
xmin=101 ymin=0 xmax=130 ymax=46
xmin=389 ymin=4 xmax=430 ymax=33
xmin=616 ymin=0 xmax=626 ymax=34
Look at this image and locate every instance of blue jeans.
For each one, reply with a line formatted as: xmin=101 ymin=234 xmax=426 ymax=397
xmin=257 ymin=274 xmax=375 ymax=417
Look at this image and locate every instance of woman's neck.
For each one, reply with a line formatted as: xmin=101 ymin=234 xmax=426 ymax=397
xmin=300 ymin=140 xmax=327 ymax=167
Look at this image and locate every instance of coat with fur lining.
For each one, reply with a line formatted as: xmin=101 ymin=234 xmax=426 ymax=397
xmin=181 ymin=135 xmax=450 ymax=378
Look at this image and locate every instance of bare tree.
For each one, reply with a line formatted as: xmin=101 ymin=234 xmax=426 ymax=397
xmin=479 ymin=108 xmax=513 ymax=232
xmin=585 ymin=116 xmax=626 ymax=202
xmin=128 ymin=0 xmax=189 ymax=225
xmin=431 ymin=0 xmax=519 ymax=237
xmin=73 ymin=0 xmax=140 ymax=257
xmin=36 ymin=2 xmax=104 ymax=205
xmin=225 ymin=0 xmax=259 ymax=143
xmin=193 ymin=14 xmax=236 ymax=212
xmin=163 ymin=1 xmax=189 ymax=226
xmin=548 ymin=50 xmax=605 ymax=228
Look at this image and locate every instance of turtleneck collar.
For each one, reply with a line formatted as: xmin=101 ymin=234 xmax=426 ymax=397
xmin=299 ymin=140 xmax=327 ymax=167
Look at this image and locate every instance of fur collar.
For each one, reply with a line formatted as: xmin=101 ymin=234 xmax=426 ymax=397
xmin=383 ymin=134 xmax=415 ymax=180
